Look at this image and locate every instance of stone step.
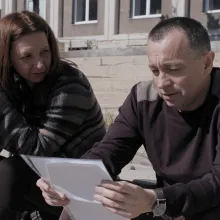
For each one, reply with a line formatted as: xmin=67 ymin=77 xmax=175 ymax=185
xmin=94 ymin=91 xmax=128 ymax=109
xmin=88 ymin=78 xmax=140 ymax=93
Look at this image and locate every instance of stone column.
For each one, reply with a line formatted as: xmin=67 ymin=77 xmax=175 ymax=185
xmin=2 ymin=0 xmax=16 ymax=16
xmin=104 ymin=0 xmax=117 ymax=40
xmin=172 ymin=0 xmax=187 ymax=17
xmin=49 ymin=0 xmax=63 ymax=37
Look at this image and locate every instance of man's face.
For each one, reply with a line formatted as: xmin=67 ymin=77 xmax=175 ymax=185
xmin=147 ymin=30 xmax=214 ymax=111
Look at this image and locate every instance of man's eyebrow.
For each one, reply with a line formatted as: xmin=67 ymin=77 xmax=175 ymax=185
xmin=148 ymin=61 xmax=184 ymax=68
xmin=162 ymin=60 xmax=185 ymax=65
xmin=148 ymin=64 xmax=156 ymax=68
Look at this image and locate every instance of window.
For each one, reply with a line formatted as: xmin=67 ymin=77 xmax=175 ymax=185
xmin=204 ymin=0 xmax=220 ymax=13
xmin=131 ymin=0 xmax=161 ymax=18
xmin=26 ymin=0 xmax=34 ymax=11
xmin=25 ymin=0 xmax=46 ymax=19
xmin=74 ymin=0 xmax=98 ymax=24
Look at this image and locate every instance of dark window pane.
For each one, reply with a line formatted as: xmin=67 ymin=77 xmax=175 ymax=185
xmin=76 ymin=0 xmax=86 ymax=22
xmin=134 ymin=0 xmax=146 ymax=16
xmin=150 ymin=0 xmax=161 ymax=14
xmin=89 ymin=0 xmax=97 ymax=20
xmin=209 ymin=0 xmax=220 ymax=10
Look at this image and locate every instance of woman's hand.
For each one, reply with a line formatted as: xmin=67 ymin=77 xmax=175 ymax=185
xmin=36 ymin=178 xmax=70 ymax=207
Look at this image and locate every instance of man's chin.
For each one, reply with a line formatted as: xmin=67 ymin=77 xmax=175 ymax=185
xmin=165 ymin=100 xmax=180 ymax=109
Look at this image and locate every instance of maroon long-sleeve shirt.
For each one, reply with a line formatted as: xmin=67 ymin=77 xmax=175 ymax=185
xmin=82 ymin=67 xmax=220 ymax=219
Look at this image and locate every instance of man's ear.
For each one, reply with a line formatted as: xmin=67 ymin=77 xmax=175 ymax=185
xmin=204 ymin=51 xmax=215 ymax=73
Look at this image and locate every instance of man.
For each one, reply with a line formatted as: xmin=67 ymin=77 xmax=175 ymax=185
xmin=37 ymin=17 xmax=220 ymax=220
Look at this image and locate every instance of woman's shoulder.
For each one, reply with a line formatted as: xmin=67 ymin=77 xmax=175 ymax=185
xmin=60 ymin=59 xmax=88 ymax=80
xmin=60 ymin=59 xmax=80 ymax=76
xmin=51 ymin=59 xmax=92 ymax=92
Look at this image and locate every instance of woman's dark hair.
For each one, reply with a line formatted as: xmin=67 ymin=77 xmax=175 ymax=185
xmin=0 ymin=11 xmax=61 ymax=101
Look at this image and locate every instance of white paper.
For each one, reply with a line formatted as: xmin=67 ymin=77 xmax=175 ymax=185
xmin=64 ymin=198 xmax=128 ymax=220
xmin=47 ymin=162 xmax=111 ymax=201
xmin=21 ymin=155 xmax=128 ymax=220
xmin=21 ymin=155 xmax=110 ymax=181
xmin=59 ymin=208 xmax=73 ymax=220
xmin=47 ymin=162 xmax=128 ymax=220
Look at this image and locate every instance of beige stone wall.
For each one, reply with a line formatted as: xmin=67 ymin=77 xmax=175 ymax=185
xmin=67 ymin=53 xmax=220 ymax=114
xmin=67 ymin=56 xmax=151 ymax=113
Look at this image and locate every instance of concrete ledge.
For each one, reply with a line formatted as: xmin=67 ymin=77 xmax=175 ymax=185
xmin=60 ymin=46 xmax=147 ymax=58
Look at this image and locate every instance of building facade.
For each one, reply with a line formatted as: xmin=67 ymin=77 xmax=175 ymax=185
xmin=1 ymin=0 xmax=220 ymax=51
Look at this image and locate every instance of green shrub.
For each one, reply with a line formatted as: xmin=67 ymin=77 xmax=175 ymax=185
xmin=103 ymin=111 xmax=115 ymax=130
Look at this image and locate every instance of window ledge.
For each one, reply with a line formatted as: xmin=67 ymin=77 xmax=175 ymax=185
xmin=206 ymin=10 xmax=220 ymax=14
xmin=132 ymin=14 xmax=162 ymax=19
xmin=74 ymin=20 xmax=98 ymax=25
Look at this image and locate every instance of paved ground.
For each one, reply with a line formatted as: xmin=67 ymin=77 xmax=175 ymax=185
xmin=119 ymin=152 xmax=156 ymax=181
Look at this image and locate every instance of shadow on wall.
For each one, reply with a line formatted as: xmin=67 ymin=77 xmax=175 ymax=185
xmin=159 ymin=13 xmax=220 ymax=30
xmin=159 ymin=13 xmax=220 ymax=41
xmin=206 ymin=13 xmax=220 ymax=30
xmin=160 ymin=14 xmax=169 ymax=21
xmin=206 ymin=13 xmax=220 ymax=41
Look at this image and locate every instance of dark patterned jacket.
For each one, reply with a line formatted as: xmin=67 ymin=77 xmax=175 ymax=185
xmin=0 ymin=61 xmax=106 ymax=158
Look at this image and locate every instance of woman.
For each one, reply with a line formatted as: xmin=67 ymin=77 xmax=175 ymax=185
xmin=0 ymin=11 xmax=106 ymax=219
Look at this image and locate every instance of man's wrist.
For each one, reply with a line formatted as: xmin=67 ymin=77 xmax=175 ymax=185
xmin=143 ymin=189 xmax=157 ymax=213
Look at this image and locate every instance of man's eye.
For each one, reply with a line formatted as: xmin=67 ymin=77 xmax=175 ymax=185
xmin=169 ymin=68 xmax=180 ymax=72
xmin=151 ymin=69 xmax=159 ymax=75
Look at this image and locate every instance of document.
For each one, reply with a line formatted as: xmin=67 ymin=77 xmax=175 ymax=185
xmin=21 ymin=155 xmax=128 ymax=220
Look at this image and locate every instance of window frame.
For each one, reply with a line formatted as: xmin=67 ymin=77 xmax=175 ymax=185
xmin=205 ymin=0 xmax=220 ymax=14
xmin=25 ymin=0 xmax=46 ymax=19
xmin=26 ymin=0 xmax=34 ymax=11
xmin=74 ymin=0 xmax=98 ymax=25
xmin=131 ymin=0 xmax=162 ymax=19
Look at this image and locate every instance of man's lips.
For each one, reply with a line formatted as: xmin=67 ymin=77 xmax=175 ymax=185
xmin=162 ymin=92 xmax=179 ymax=97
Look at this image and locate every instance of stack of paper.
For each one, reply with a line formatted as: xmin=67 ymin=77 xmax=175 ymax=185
xmin=21 ymin=155 xmax=128 ymax=220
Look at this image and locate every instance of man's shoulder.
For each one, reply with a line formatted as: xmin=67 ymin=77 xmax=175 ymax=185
xmin=211 ymin=67 xmax=220 ymax=100
xmin=134 ymin=80 xmax=158 ymax=103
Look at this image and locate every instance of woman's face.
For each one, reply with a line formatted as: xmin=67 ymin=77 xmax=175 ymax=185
xmin=11 ymin=32 xmax=52 ymax=86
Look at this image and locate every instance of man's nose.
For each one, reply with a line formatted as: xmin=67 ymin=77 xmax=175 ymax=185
xmin=156 ymin=72 xmax=172 ymax=89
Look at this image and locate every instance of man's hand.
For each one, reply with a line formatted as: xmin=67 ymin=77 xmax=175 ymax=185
xmin=94 ymin=180 xmax=156 ymax=219
xmin=36 ymin=178 xmax=70 ymax=207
